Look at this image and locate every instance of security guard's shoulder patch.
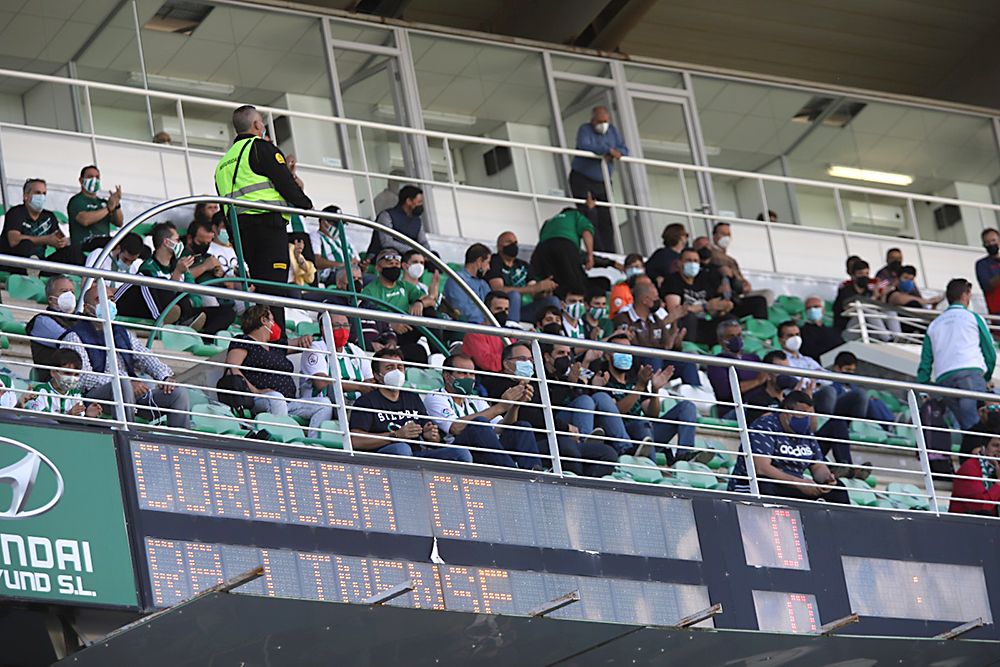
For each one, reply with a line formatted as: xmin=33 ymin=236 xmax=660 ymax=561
xmin=275 ymin=153 xmax=286 ymax=165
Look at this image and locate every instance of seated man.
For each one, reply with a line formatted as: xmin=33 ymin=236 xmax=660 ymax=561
xmin=370 ymin=185 xmax=431 ymax=256
xmin=741 ymin=350 xmax=797 ymax=424
xmin=833 ymin=258 xmax=889 ymax=337
xmin=728 ymin=391 xmax=849 ymax=503
xmin=26 ymin=275 xmax=79 ymax=381
xmin=349 ymin=348 xmax=472 ymax=461
xmin=68 ymin=164 xmax=123 ymax=252
xmin=660 ymin=247 xmax=732 ymax=345
xmin=486 ymin=231 xmax=559 ymax=323
xmin=557 ymin=286 xmax=587 ymax=339
xmin=777 ymin=320 xmax=868 ymax=465
xmin=609 ymin=253 xmax=645 ymax=319
xmin=401 ymin=250 xmax=440 ymax=317
xmin=423 ymin=353 xmax=539 ymax=468
xmin=0 ymin=178 xmax=82 ymax=274
xmin=885 ymin=265 xmax=943 ymax=310
xmin=828 ymin=351 xmax=896 ymax=431
xmin=613 ymin=280 xmax=701 ymax=387
xmin=461 ymin=291 xmax=510 ymax=373
xmin=950 ymin=418 xmax=1000 ymax=516
xmin=534 ymin=304 xmax=563 ymax=333
xmin=86 ymin=232 xmax=144 ymax=291
xmin=443 ymin=243 xmax=492 ymax=324
xmin=600 ymin=332 xmax=698 ymax=462
xmin=361 ymin=248 xmax=426 ymax=345
xmin=310 ymin=205 xmax=359 ymax=285
xmin=583 ymin=289 xmax=613 ymax=339
xmin=136 ymin=222 xmax=235 ymax=335
xmin=700 ymin=223 xmax=769 ymax=318
xmin=480 ymin=343 xmax=618 ymax=477
xmin=705 ymin=319 xmax=763 ymax=413
xmin=61 ymin=285 xmax=191 ymax=429
xmin=800 ymin=296 xmax=843 ymax=362
xmin=298 ymin=313 xmax=373 ymax=404
xmin=25 ymin=348 xmax=102 ymax=420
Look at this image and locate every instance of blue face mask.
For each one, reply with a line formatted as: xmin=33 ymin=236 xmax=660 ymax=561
xmin=28 ymin=194 xmax=46 ymax=211
xmin=806 ymin=306 xmax=823 ymax=322
xmin=612 ymin=352 xmax=633 ymax=370
xmin=514 ymin=360 xmax=534 ymax=378
xmin=218 ymin=230 xmax=230 ymax=245
xmin=682 ymin=261 xmax=700 ymax=278
xmin=95 ymin=301 xmax=118 ymax=321
xmin=899 ymin=279 xmax=915 ymax=293
xmin=788 ymin=415 xmax=812 ymax=435
xmin=725 ymin=336 xmax=744 ymax=354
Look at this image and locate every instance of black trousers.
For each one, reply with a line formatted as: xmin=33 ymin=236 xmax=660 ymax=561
xmin=569 ymin=169 xmax=615 ymax=253
xmin=758 ymin=479 xmax=850 ymax=505
xmin=116 ymin=283 xmax=235 ymax=336
xmin=235 ymin=212 xmax=291 ymax=332
xmin=529 ymin=237 xmax=589 ymax=296
xmin=2 ymin=241 xmax=83 ymax=275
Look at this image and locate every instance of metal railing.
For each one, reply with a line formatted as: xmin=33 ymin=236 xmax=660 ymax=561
xmin=2 ymin=241 xmax=1000 ymax=519
xmin=1 ymin=66 xmax=999 ymax=287
xmin=845 ymin=300 xmax=1000 ymax=346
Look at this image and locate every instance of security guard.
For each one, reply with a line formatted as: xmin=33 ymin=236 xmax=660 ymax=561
xmin=215 ymin=104 xmax=312 ymax=332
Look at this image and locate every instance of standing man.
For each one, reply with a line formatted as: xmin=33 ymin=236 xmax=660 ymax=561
xmin=214 ymin=104 xmax=312 ymax=334
xmin=1 ymin=178 xmax=82 ymax=273
xmin=569 ymin=105 xmax=629 ymax=253
xmin=370 ymin=185 xmax=431 ymax=257
xmin=976 ymin=228 xmax=1000 ymax=318
xmin=68 ymin=165 xmax=123 ymax=252
xmin=918 ymin=278 xmax=996 ymax=430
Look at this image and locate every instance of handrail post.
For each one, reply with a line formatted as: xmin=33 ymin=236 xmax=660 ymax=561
xmin=530 ymin=339 xmax=563 ymax=476
xmin=854 ymin=300 xmax=870 ymax=344
xmin=729 ymin=366 xmax=759 ymax=497
xmin=95 ymin=278 xmax=129 ymax=428
xmin=600 ymin=157 xmax=624 ymax=254
xmin=227 ymin=206 xmax=250 ymax=292
xmin=320 ymin=312 xmax=354 ymax=454
xmin=906 ymin=389 xmax=941 ymax=515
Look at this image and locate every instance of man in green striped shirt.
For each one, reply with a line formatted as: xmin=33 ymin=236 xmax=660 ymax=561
xmin=309 ymin=206 xmax=359 ymax=286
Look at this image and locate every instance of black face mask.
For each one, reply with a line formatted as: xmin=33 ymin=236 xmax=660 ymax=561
xmin=476 ymin=267 xmax=487 ymax=279
xmin=354 ymin=279 xmax=364 ymax=292
xmin=553 ymin=356 xmax=572 ymax=378
xmin=380 ymin=266 xmax=402 ymax=282
xmin=853 ymin=275 xmax=869 ymax=289
xmin=502 ymin=243 xmax=519 ymax=258
xmin=541 ymin=323 xmax=562 ymax=335
xmin=493 ymin=309 xmax=509 ymax=321
xmin=411 ymin=205 xmax=424 ymax=217
xmin=987 ymin=244 xmax=1000 ymax=257
xmin=189 ymin=243 xmax=209 ymax=256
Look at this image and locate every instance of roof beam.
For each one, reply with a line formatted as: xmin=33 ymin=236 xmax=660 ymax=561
xmin=573 ymin=0 xmax=659 ymax=51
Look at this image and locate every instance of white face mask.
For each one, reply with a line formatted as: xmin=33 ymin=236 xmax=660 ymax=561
xmin=56 ymin=291 xmax=77 ymax=313
xmin=594 ymin=122 xmax=610 ymax=135
xmin=407 ymin=263 xmax=425 ymax=280
xmin=717 ymin=235 xmax=732 ymax=249
xmin=382 ymin=368 xmax=405 ymax=388
xmin=783 ymin=335 xmax=803 ymax=353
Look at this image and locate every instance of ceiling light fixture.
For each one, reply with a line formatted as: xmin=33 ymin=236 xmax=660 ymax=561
xmin=827 ymin=165 xmax=913 ymax=187
xmin=127 ymin=72 xmax=235 ymax=97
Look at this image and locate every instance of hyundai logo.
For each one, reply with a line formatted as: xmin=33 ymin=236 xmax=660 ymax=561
xmin=0 ymin=437 xmax=64 ymax=519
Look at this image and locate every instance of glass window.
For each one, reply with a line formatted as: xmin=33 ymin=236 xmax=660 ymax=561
xmin=327 ymin=19 xmax=395 ymax=48
xmin=411 ymin=35 xmax=558 ymax=194
xmin=625 ymin=64 xmax=682 ymax=89
xmin=550 ymin=54 xmax=609 ymax=78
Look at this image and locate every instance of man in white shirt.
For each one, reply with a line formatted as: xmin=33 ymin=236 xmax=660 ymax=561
xmin=917 ymin=278 xmax=996 ymax=430
xmin=422 ymin=353 xmax=540 ymax=469
xmin=777 ymin=320 xmax=868 ymax=467
xmin=298 ymin=314 xmax=373 ymax=404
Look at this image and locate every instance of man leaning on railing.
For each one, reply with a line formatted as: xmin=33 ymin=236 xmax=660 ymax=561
xmin=60 ymin=285 xmax=191 ymax=429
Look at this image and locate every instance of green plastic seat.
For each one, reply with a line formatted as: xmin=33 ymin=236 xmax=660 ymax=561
xmin=766 ymin=304 xmax=790 ymax=327
xmin=160 ymin=325 xmax=201 ymax=351
xmin=741 ymin=334 xmax=767 ymax=355
xmin=405 ymin=367 xmax=443 ymax=391
xmin=0 ymin=271 xmax=10 ymax=287
xmin=299 ymin=420 xmax=344 ymax=449
xmin=885 ymin=482 xmax=929 ymax=511
xmin=191 ymin=404 xmax=245 ymax=436
xmin=697 ymin=415 xmax=739 ymax=429
xmin=191 ymin=343 xmax=226 ymax=357
xmin=615 ymin=455 xmax=662 ymax=483
xmin=7 ymin=274 xmax=45 ymax=302
xmin=741 ymin=317 xmax=777 ymax=341
xmin=849 ymin=420 xmax=889 ymax=445
xmin=656 ymin=474 xmax=693 ymax=488
xmin=776 ymin=295 xmax=805 ymax=317
xmin=188 ymin=388 xmax=210 ymax=408
xmin=842 ymin=477 xmax=878 ymax=506
xmin=672 ymin=460 xmax=718 ymax=489
xmin=700 ymin=439 xmax=736 ymax=470
xmin=297 ymin=321 xmax=321 ymax=337
xmin=680 ymin=341 xmax=707 ymax=355
xmin=255 ymin=413 xmax=305 ymax=443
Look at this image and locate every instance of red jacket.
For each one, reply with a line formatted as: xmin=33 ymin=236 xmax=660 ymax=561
xmin=461 ymin=332 xmax=504 ymax=373
xmin=948 ymin=458 xmax=1000 ymax=516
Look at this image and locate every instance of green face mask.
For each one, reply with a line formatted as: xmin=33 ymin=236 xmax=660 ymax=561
xmin=452 ymin=377 xmax=476 ymax=396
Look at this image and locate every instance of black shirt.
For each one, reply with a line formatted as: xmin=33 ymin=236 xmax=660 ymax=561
xmin=832 ymin=284 xmax=871 ymax=332
xmin=481 ymin=373 xmax=569 ymax=432
xmin=743 ymin=385 xmax=782 ymax=424
xmin=0 ymin=204 xmax=58 ymax=256
xmin=228 ymin=335 xmax=296 ymax=398
xmin=660 ymin=268 xmax=723 ymax=306
xmin=349 ymin=389 xmax=430 ymax=434
xmin=230 ymin=133 xmax=312 ymax=211
xmin=800 ymin=322 xmax=843 ymax=362
xmin=646 ymin=247 xmax=681 ymax=285
xmin=485 ymin=254 xmax=530 ymax=288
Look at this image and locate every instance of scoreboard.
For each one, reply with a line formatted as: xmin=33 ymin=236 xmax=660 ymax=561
xmin=119 ymin=436 xmax=1000 ymax=638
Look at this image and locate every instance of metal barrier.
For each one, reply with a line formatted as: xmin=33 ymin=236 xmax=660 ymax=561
xmin=1 ymin=250 xmax=999 ymax=519
xmin=1 ymin=66 xmax=999 ymax=287
xmin=845 ymin=300 xmax=1000 ymax=346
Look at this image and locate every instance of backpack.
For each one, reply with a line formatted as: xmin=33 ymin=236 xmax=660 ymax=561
xmin=216 ymin=370 xmax=254 ymax=418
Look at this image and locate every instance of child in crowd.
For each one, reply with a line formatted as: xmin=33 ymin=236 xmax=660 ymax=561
xmin=25 ymin=349 xmax=103 ymax=418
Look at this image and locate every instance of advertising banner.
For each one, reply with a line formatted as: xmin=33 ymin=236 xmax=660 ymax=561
xmin=0 ymin=423 xmax=137 ymax=607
